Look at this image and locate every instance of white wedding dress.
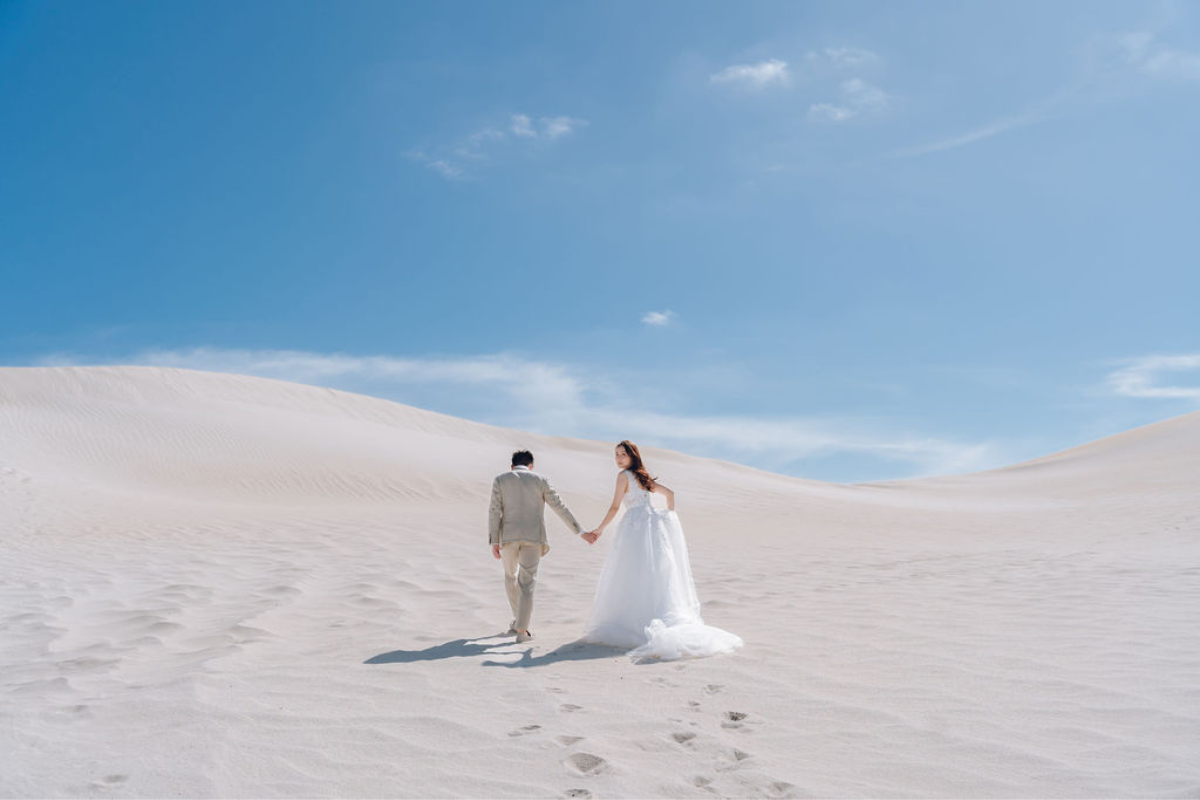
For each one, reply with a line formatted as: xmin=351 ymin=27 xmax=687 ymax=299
xmin=582 ymin=470 xmax=743 ymax=660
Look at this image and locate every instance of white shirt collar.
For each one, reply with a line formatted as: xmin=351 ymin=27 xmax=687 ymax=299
xmin=513 ymin=465 xmax=531 ymax=471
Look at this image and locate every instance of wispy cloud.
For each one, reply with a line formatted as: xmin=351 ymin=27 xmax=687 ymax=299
xmin=419 ymin=157 xmax=465 ymax=180
xmin=1119 ymin=31 xmax=1200 ymax=83
xmin=35 ymin=346 xmax=1003 ymax=480
xmin=509 ymin=113 xmax=588 ymax=140
xmin=510 ymin=114 xmax=537 ymax=138
xmin=808 ymin=103 xmax=854 ymax=122
xmin=710 ymin=59 xmax=791 ymax=89
xmin=408 ymin=112 xmax=588 ymax=179
xmin=541 ymin=116 xmax=588 ymax=140
xmin=808 ymin=78 xmax=889 ymax=122
xmin=641 ymin=310 xmax=676 ymax=327
xmin=805 ymin=46 xmax=880 ymax=68
xmin=38 ymin=347 xmax=589 ymax=414
xmin=891 ymin=25 xmax=1200 ymax=159
xmin=889 ymin=111 xmax=1040 ymax=157
xmin=457 ymin=128 xmax=505 ymax=159
xmin=1106 ymin=353 xmax=1200 ymax=401
xmin=842 ymin=78 xmax=888 ymax=109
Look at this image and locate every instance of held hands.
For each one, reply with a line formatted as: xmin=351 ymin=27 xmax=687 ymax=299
xmin=581 ymin=530 xmax=601 ymax=545
xmin=492 ymin=544 xmax=501 ymax=559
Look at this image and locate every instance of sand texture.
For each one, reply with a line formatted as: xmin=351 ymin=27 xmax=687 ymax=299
xmin=1 ymin=366 xmax=1198 ymax=798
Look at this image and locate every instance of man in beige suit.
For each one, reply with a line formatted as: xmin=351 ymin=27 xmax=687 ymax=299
xmin=489 ymin=450 xmax=591 ymax=643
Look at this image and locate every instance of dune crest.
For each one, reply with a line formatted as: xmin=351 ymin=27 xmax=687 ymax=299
xmin=2 ymin=365 xmax=1196 ymax=506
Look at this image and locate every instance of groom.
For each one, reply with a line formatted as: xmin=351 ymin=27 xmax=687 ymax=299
xmin=489 ymin=450 xmax=592 ymax=643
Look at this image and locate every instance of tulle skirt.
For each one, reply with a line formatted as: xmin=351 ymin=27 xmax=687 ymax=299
xmin=582 ymin=505 xmax=743 ymax=661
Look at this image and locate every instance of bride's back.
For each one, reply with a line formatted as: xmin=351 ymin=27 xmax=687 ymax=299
xmin=621 ymin=469 xmax=652 ymax=506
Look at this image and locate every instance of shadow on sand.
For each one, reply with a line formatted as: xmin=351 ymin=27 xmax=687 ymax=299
xmin=480 ymin=638 xmax=631 ymax=668
xmin=365 ymin=635 xmax=512 ymax=664
xmin=365 ymin=634 xmax=629 ymax=667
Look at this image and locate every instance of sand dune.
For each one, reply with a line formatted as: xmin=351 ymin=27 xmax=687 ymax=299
xmin=1 ymin=366 xmax=1197 ymax=798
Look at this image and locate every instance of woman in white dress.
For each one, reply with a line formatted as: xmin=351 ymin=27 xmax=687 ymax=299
xmin=581 ymin=440 xmax=743 ymax=660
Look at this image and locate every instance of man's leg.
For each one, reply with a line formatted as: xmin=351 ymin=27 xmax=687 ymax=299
xmin=500 ymin=541 xmax=521 ymax=622
xmin=514 ymin=540 xmax=542 ymax=633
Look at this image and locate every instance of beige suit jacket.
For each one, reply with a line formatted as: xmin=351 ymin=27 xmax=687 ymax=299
xmin=488 ymin=466 xmax=583 ymax=554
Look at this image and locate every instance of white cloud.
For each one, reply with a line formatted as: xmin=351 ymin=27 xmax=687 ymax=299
xmin=891 ymin=27 xmax=1200 ymax=160
xmin=889 ymin=112 xmax=1038 ymax=157
xmin=806 ymin=46 xmax=880 ymax=68
xmin=508 ymin=113 xmax=588 ymax=140
xmin=409 ymin=112 xmax=587 ymax=179
xmin=38 ymin=347 xmax=589 ymax=415
xmin=510 ymin=114 xmax=536 ymax=138
xmin=581 ymin=407 xmax=1002 ymax=479
xmin=710 ymin=59 xmax=791 ymax=89
xmin=406 ymin=147 xmax=476 ymax=179
xmin=1106 ymin=354 xmax=1200 ymax=401
xmin=842 ymin=78 xmax=888 ymax=110
xmin=36 ymin=346 xmax=1002 ymax=480
xmin=540 ymin=116 xmax=588 ymax=139
xmin=1147 ymin=49 xmax=1200 ymax=81
xmin=456 ymin=127 xmax=505 ymax=159
xmin=424 ymin=159 xmax=464 ymax=179
xmin=1119 ymin=31 xmax=1155 ymax=63
xmin=1120 ymin=30 xmax=1200 ymax=83
xmin=808 ymin=103 xmax=854 ymax=122
xmin=808 ymin=78 xmax=889 ymax=122
xmin=641 ymin=310 xmax=675 ymax=327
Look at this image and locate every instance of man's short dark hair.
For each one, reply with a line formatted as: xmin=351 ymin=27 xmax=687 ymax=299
xmin=511 ymin=450 xmax=534 ymax=468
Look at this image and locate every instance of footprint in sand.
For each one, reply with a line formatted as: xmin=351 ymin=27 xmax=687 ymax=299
xmin=722 ymin=710 xmax=761 ymax=732
xmin=508 ymin=724 xmax=542 ymax=737
xmin=768 ymin=780 xmax=799 ymax=798
xmin=559 ymin=703 xmax=582 ymax=713
xmin=703 ymin=684 xmax=725 ymax=695
xmin=563 ymin=790 xmax=592 ymax=798
xmin=555 ymin=735 xmax=585 ymax=746
xmin=714 ymin=748 xmax=753 ymax=773
xmin=89 ymin=774 xmax=128 ymax=790
xmin=671 ymin=731 xmax=697 ymax=746
xmin=564 ymin=752 xmax=608 ymax=776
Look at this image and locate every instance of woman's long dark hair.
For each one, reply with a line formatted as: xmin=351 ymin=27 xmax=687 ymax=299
xmin=618 ymin=440 xmax=657 ymax=491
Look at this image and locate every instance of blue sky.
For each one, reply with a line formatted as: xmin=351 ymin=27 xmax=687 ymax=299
xmin=2 ymin=0 xmax=1198 ymax=482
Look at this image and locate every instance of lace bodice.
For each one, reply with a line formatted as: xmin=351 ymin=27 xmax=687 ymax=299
xmin=622 ymin=469 xmax=653 ymax=507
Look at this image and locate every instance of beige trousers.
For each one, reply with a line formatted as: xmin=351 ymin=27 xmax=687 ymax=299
xmin=501 ymin=540 xmax=542 ymax=631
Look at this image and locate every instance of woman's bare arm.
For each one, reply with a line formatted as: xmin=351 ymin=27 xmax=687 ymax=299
xmin=652 ymin=481 xmax=675 ymax=511
xmin=593 ymin=472 xmax=629 ymax=536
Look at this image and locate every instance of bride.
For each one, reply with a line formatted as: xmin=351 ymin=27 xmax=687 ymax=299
xmin=581 ymin=440 xmax=743 ymax=660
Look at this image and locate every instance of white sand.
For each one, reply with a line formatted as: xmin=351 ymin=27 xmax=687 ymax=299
xmin=1 ymin=365 xmax=1197 ymax=798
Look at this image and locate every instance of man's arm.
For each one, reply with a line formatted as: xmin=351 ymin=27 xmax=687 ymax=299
xmin=488 ymin=477 xmax=504 ymax=546
xmin=542 ymin=477 xmax=583 ymax=534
